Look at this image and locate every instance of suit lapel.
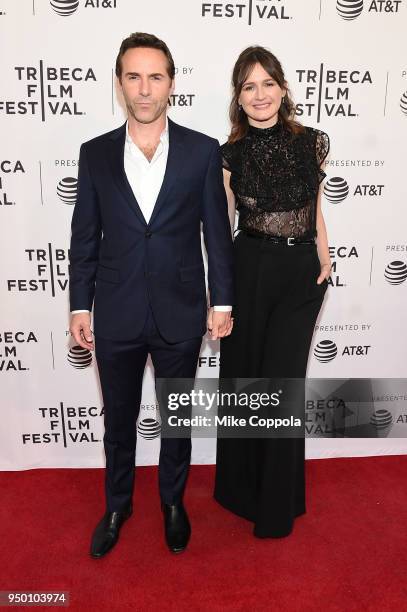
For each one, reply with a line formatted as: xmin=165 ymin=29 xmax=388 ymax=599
xmin=108 ymin=118 xmax=186 ymax=228
xmin=148 ymin=118 xmax=186 ymax=227
xmin=108 ymin=123 xmax=147 ymax=226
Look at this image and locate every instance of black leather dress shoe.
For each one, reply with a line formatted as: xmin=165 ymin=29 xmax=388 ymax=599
xmin=161 ymin=502 xmax=191 ymax=553
xmin=90 ymin=506 xmax=132 ymax=558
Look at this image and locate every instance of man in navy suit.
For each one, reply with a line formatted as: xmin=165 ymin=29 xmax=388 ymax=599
xmin=69 ymin=33 xmax=234 ymax=557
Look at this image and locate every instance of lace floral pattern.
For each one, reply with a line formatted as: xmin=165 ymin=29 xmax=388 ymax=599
xmin=221 ymin=122 xmax=329 ymax=239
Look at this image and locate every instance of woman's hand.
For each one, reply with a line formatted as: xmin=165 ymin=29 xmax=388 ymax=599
xmin=317 ymin=262 xmax=331 ymax=285
xmin=207 ymin=307 xmax=234 ymax=339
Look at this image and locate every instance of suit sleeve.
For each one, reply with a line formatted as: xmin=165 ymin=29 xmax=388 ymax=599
xmin=69 ymin=143 xmax=102 ymax=311
xmin=201 ymin=141 xmax=235 ymax=307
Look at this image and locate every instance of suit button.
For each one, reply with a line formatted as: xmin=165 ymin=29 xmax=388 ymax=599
xmin=145 ymin=231 xmax=152 ymax=238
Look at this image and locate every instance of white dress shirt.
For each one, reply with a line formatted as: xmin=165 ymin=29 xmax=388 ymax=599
xmin=72 ymin=118 xmax=231 ymax=314
xmin=124 ymin=116 xmax=169 ymax=224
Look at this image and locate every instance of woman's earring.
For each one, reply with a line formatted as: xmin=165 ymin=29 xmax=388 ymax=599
xmin=238 ymin=103 xmax=242 ymax=110
xmin=282 ymin=96 xmax=285 ymax=104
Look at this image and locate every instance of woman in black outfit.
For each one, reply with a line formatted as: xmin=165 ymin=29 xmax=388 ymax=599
xmin=214 ymin=46 xmax=331 ymax=538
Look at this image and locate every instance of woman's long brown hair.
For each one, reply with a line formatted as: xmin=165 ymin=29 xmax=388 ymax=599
xmin=228 ymin=45 xmax=304 ymax=143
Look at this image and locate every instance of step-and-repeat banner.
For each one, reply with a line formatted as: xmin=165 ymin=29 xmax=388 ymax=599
xmin=1 ymin=0 xmax=407 ymax=469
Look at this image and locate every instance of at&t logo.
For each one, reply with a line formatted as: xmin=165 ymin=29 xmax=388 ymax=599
xmin=295 ymin=65 xmax=373 ymax=122
xmin=314 ymin=339 xmax=371 ymax=361
xmin=314 ymin=340 xmax=338 ymax=362
xmin=400 ymin=91 xmax=407 ymax=115
xmin=336 ymin=0 xmax=402 ymax=19
xmin=138 ymin=418 xmax=161 ymax=440
xmin=168 ymin=94 xmax=195 ymax=108
xmin=324 ymin=176 xmax=384 ymax=203
xmin=324 ymin=177 xmax=349 ymax=203
xmin=384 ymin=261 xmax=407 ymax=284
xmin=50 ymin=0 xmax=79 ymax=14
xmin=336 ymin=0 xmax=363 ymax=19
xmin=57 ymin=177 xmax=77 ymax=204
xmin=67 ymin=345 xmax=92 ymax=368
xmin=370 ymin=409 xmax=393 ymax=429
xmin=49 ymin=0 xmax=117 ymax=15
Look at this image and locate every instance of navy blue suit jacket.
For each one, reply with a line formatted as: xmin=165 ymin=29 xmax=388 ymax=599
xmin=69 ymin=118 xmax=234 ymax=343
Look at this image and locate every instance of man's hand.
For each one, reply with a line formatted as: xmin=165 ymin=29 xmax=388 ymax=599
xmin=207 ymin=308 xmax=234 ymax=340
xmin=69 ymin=312 xmax=94 ymax=351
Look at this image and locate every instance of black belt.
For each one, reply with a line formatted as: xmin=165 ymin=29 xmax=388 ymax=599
xmin=240 ymin=230 xmax=315 ymax=246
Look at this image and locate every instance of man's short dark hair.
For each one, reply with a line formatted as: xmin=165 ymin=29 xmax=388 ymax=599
xmin=115 ymin=32 xmax=175 ymax=81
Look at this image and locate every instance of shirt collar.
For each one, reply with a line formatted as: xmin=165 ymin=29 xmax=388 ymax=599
xmin=125 ymin=115 xmax=169 ymax=146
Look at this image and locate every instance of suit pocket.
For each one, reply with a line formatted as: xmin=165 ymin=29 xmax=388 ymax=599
xmin=179 ymin=263 xmax=205 ymax=282
xmin=96 ymin=265 xmax=120 ymax=284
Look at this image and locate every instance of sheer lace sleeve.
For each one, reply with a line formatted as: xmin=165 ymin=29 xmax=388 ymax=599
xmin=220 ymin=142 xmax=235 ymax=172
xmin=315 ymin=130 xmax=330 ymax=183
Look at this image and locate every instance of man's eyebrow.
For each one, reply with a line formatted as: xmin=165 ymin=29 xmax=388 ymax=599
xmin=124 ymin=71 xmax=166 ymax=77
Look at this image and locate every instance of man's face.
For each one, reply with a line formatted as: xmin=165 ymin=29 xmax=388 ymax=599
xmin=119 ymin=47 xmax=174 ymax=124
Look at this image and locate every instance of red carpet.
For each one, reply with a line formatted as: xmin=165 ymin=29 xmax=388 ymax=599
xmin=2 ymin=456 xmax=407 ymax=611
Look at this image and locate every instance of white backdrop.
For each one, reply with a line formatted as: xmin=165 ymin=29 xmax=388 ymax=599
xmin=1 ymin=0 xmax=407 ymax=469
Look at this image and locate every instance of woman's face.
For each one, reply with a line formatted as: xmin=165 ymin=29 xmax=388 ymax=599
xmin=238 ymin=62 xmax=286 ymax=128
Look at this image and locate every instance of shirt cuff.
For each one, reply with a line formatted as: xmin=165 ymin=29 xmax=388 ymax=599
xmin=213 ymin=305 xmax=232 ymax=312
xmin=71 ymin=310 xmax=90 ymax=314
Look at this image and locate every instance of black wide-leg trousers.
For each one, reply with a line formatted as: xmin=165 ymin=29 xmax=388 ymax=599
xmin=95 ymin=306 xmax=202 ymax=512
xmin=214 ymin=231 xmax=327 ymax=537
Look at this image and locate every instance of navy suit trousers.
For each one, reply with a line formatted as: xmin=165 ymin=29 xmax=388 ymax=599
xmin=95 ymin=305 xmax=202 ymax=511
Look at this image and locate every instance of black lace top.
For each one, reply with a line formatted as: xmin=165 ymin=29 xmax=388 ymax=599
xmin=221 ymin=121 xmax=330 ymax=239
